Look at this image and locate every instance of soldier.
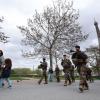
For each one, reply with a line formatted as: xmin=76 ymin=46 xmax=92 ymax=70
xmin=72 ymin=45 xmax=89 ymax=92
xmin=61 ymin=55 xmax=72 ymax=86
xmin=86 ymin=67 xmax=94 ymax=83
xmin=38 ymin=58 xmax=48 ymax=84
xmin=55 ymin=65 xmax=60 ymax=82
xmin=70 ymin=65 xmax=75 ymax=83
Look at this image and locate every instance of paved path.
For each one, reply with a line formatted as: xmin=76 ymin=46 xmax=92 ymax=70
xmin=0 ymin=80 xmax=100 ymax=100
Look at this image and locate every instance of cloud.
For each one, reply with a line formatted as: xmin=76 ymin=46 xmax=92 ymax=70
xmin=0 ymin=0 xmax=100 ymax=68
xmin=73 ymin=0 xmax=100 ymax=48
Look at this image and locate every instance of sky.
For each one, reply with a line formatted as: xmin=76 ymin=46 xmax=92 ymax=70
xmin=0 ymin=0 xmax=100 ymax=69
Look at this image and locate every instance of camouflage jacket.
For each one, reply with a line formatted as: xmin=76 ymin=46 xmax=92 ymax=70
xmin=72 ymin=51 xmax=88 ymax=66
xmin=61 ymin=59 xmax=72 ymax=69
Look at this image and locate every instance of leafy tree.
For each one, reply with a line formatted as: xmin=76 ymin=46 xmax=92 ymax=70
xmin=18 ymin=0 xmax=88 ymax=68
xmin=0 ymin=16 xmax=8 ymax=43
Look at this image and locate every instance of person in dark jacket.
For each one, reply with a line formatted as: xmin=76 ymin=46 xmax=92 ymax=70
xmin=0 ymin=50 xmax=4 ymax=69
xmin=48 ymin=67 xmax=53 ymax=82
xmin=0 ymin=50 xmax=5 ymax=86
xmin=0 ymin=58 xmax=12 ymax=88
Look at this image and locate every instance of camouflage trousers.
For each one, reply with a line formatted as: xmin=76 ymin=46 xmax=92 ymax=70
xmin=86 ymin=73 xmax=94 ymax=83
xmin=78 ymin=65 xmax=89 ymax=91
xmin=55 ymin=73 xmax=60 ymax=82
xmin=38 ymin=71 xmax=48 ymax=84
xmin=64 ymin=69 xmax=71 ymax=85
xmin=70 ymin=70 xmax=75 ymax=82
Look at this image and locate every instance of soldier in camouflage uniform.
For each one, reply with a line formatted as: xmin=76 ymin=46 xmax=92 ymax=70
xmin=61 ymin=55 xmax=72 ymax=86
xmin=72 ymin=45 xmax=89 ymax=92
xmin=38 ymin=58 xmax=48 ymax=84
xmin=86 ymin=67 xmax=94 ymax=83
xmin=55 ymin=65 xmax=60 ymax=82
xmin=70 ymin=65 xmax=75 ymax=83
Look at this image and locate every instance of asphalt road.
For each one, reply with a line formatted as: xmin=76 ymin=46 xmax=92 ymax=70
xmin=0 ymin=80 xmax=100 ymax=100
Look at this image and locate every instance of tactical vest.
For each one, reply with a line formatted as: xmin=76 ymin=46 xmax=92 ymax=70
xmin=72 ymin=51 xmax=88 ymax=66
xmin=61 ymin=59 xmax=71 ymax=69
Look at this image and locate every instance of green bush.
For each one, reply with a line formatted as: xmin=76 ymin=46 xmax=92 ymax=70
xmin=11 ymin=68 xmax=42 ymax=78
xmin=11 ymin=68 xmax=33 ymax=75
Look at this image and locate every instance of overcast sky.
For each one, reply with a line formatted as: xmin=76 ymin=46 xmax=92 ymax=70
xmin=0 ymin=0 xmax=100 ymax=69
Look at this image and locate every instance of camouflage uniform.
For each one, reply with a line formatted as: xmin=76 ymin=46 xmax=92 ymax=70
xmin=38 ymin=60 xmax=48 ymax=84
xmin=86 ymin=68 xmax=94 ymax=83
xmin=70 ymin=65 xmax=75 ymax=83
xmin=61 ymin=58 xmax=72 ymax=86
xmin=72 ymin=50 xmax=89 ymax=92
xmin=55 ymin=65 xmax=60 ymax=82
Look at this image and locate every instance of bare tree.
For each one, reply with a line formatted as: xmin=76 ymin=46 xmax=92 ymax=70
xmin=18 ymin=0 xmax=88 ymax=68
xmin=0 ymin=17 xmax=8 ymax=43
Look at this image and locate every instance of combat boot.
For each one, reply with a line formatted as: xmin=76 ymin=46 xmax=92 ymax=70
xmin=44 ymin=79 xmax=48 ymax=84
xmin=84 ymin=82 xmax=89 ymax=90
xmin=64 ymin=80 xmax=67 ymax=86
xmin=79 ymin=87 xmax=83 ymax=93
xmin=38 ymin=80 xmax=42 ymax=85
xmin=68 ymin=79 xmax=71 ymax=85
xmin=79 ymin=82 xmax=84 ymax=93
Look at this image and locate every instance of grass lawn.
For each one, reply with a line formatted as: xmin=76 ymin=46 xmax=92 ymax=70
xmin=10 ymin=77 xmax=30 ymax=80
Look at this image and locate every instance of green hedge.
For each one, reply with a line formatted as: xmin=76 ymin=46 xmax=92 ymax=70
xmin=10 ymin=74 xmax=100 ymax=80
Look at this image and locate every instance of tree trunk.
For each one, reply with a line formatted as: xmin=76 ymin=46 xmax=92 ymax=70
xmin=49 ymin=49 xmax=53 ymax=68
xmin=55 ymin=52 xmax=58 ymax=65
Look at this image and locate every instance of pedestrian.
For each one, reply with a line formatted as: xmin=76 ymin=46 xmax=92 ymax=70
xmin=0 ymin=50 xmax=4 ymax=68
xmin=0 ymin=50 xmax=5 ymax=87
xmin=48 ymin=67 xmax=53 ymax=82
xmin=0 ymin=58 xmax=12 ymax=88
